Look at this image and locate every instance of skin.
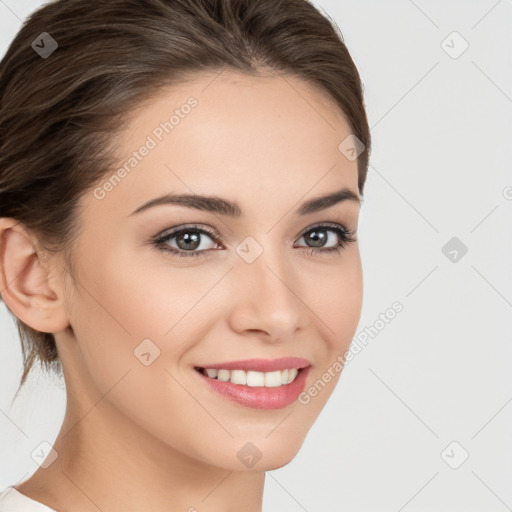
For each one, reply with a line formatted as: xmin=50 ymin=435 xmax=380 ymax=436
xmin=0 ymin=69 xmax=363 ymax=512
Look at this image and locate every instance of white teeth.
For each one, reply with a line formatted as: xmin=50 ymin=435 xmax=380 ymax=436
xmin=230 ymin=370 xmax=247 ymax=385
xmin=217 ymin=369 xmax=230 ymax=382
xmin=264 ymin=370 xmax=282 ymax=387
xmin=287 ymin=368 xmax=298 ymax=384
xmin=205 ymin=368 xmax=218 ymax=379
xmin=247 ymin=370 xmax=264 ymax=387
xmin=200 ymin=367 xmax=301 ymax=387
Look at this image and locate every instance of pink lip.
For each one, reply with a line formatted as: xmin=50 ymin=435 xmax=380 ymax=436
xmin=196 ymin=357 xmax=311 ymax=372
xmin=194 ymin=365 xmax=311 ymax=410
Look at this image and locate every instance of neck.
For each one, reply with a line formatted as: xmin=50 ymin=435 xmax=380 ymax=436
xmin=17 ymin=389 xmax=265 ymax=512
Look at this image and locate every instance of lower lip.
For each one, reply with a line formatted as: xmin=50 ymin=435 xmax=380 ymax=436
xmin=194 ymin=366 xmax=311 ymax=410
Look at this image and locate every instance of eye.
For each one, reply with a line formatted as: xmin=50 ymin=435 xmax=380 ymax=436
xmin=294 ymin=222 xmax=357 ymax=256
xmin=152 ymin=224 xmax=221 ymax=258
xmin=152 ymin=222 xmax=357 ymax=258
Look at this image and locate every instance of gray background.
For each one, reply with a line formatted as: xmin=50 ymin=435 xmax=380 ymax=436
xmin=1 ymin=0 xmax=511 ymax=510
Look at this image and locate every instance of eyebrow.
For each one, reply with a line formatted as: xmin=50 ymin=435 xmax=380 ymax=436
xmin=129 ymin=187 xmax=360 ymax=217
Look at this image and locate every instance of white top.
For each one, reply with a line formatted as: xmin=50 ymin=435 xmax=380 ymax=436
xmin=0 ymin=487 xmax=56 ymax=512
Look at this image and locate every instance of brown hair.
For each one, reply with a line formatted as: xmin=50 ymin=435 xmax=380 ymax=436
xmin=0 ymin=0 xmax=371 ymax=396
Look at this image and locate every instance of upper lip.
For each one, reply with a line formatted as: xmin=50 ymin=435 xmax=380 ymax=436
xmin=196 ymin=357 xmax=311 ymax=373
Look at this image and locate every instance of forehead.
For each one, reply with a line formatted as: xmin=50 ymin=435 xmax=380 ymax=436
xmin=90 ymin=69 xmax=359 ymax=217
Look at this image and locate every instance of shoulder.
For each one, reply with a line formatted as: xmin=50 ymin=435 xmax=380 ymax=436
xmin=0 ymin=487 xmax=56 ymax=512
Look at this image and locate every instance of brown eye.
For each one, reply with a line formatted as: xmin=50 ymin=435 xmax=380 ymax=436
xmin=153 ymin=224 xmax=221 ymax=258
xmin=295 ymin=223 xmax=357 ymax=254
xmin=303 ymin=228 xmax=330 ymax=248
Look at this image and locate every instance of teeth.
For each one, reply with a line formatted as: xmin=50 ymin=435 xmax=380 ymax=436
xmin=287 ymin=368 xmax=298 ymax=383
xmin=231 ymin=369 xmax=247 ymax=385
xmin=206 ymin=368 xmax=218 ymax=379
xmin=201 ymin=367 xmax=300 ymax=386
xmin=217 ymin=369 xmax=230 ymax=382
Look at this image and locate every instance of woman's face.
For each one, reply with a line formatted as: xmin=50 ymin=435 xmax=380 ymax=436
xmin=57 ymin=69 xmax=363 ymax=471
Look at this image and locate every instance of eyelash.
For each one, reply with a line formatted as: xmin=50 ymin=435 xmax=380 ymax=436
xmin=151 ymin=222 xmax=357 ymax=259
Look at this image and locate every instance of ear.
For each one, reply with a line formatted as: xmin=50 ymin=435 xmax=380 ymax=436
xmin=0 ymin=218 xmax=70 ymax=334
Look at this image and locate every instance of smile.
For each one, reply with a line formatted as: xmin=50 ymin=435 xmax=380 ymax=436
xmin=195 ymin=367 xmax=300 ymax=387
xmin=193 ymin=365 xmax=311 ymax=409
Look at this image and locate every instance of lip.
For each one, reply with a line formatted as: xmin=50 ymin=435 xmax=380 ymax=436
xmin=194 ymin=365 xmax=311 ymax=410
xmin=195 ymin=357 xmax=311 ymax=373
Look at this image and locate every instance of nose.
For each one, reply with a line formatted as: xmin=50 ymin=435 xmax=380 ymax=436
xmin=227 ymin=251 xmax=308 ymax=341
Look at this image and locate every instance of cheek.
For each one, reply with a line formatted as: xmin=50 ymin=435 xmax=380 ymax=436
xmin=306 ymin=252 xmax=363 ymax=347
xmin=83 ymin=246 xmax=209 ymax=335
xmin=292 ymin=255 xmax=362 ymax=416
xmin=337 ymin=258 xmax=363 ymax=336
xmin=63 ymin=255 xmax=214 ymax=457
xmin=67 ymin=250 xmax=223 ymax=383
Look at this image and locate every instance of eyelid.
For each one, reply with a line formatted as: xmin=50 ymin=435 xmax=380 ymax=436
xmin=152 ymin=221 xmax=356 ymax=258
xmin=154 ymin=221 xmax=351 ymax=242
xmin=152 ymin=223 xmax=223 ymax=249
xmin=299 ymin=221 xmax=349 ymax=235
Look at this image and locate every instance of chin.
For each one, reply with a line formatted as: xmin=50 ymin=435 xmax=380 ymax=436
xmin=207 ymin=440 xmax=303 ymax=472
xmin=260 ymin=444 xmax=303 ymax=471
xmin=263 ymin=456 xmax=296 ymax=471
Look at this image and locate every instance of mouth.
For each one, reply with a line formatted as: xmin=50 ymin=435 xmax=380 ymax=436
xmin=194 ymin=365 xmax=307 ymax=387
xmin=193 ymin=363 xmax=312 ymax=409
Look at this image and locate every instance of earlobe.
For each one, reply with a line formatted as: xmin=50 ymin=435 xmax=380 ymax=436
xmin=0 ymin=218 xmax=70 ymax=334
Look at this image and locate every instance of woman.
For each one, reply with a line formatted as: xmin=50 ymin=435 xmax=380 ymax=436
xmin=0 ymin=0 xmax=371 ymax=510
